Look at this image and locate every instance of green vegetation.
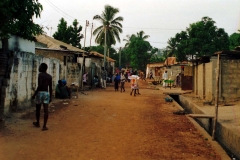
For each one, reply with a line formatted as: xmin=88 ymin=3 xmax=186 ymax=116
xmin=53 ymin=18 xmax=83 ymax=48
xmin=93 ymin=5 xmax=123 ymax=47
xmin=115 ymin=31 xmax=158 ymax=70
xmin=229 ymin=32 xmax=240 ymax=50
xmin=166 ymin=17 xmax=229 ymax=61
xmin=0 ymin=0 xmax=43 ymax=41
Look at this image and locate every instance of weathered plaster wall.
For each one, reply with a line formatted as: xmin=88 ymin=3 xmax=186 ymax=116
xmin=8 ymin=35 xmax=35 ymax=53
xmin=2 ymin=37 xmax=109 ymax=116
xmin=4 ymin=53 xmax=61 ymax=112
xmin=194 ymin=65 xmax=198 ymax=95
xmin=36 ymin=49 xmax=81 ymax=86
xmin=35 ymin=49 xmax=75 ymax=62
xmin=197 ymin=64 xmax=204 ymax=99
xmin=2 ymin=38 xmax=83 ymax=113
xmin=205 ymin=62 xmax=213 ymax=102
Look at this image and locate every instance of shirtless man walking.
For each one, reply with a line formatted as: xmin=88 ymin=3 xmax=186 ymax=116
xmin=32 ymin=63 xmax=52 ymax=131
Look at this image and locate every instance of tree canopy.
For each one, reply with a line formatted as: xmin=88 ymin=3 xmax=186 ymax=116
xmin=53 ymin=18 xmax=83 ymax=48
xmin=229 ymin=32 xmax=240 ymax=50
xmin=93 ymin=5 xmax=123 ymax=47
xmin=167 ymin=17 xmax=229 ymax=61
xmin=0 ymin=0 xmax=43 ymax=41
xmin=123 ymin=31 xmax=155 ymax=71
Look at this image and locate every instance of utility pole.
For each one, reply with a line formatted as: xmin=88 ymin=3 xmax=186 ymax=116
xmin=90 ymin=23 xmax=93 ymax=47
xmin=80 ymin=20 xmax=89 ymax=93
xmin=84 ymin=20 xmax=89 ymax=49
xmin=108 ymin=48 xmax=110 ymax=69
xmin=104 ymin=26 xmax=107 ymax=71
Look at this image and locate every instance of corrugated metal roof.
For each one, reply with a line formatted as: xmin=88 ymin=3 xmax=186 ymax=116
xmin=89 ymin=51 xmax=115 ymax=62
xmin=35 ymin=34 xmax=85 ymax=53
xmin=35 ymin=34 xmax=116 ymax=61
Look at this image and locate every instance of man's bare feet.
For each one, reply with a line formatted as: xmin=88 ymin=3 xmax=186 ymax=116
xmin=33 ymin=122 xmax=40 ymax=128
xmin=42 ymin=127 xmax=48 ymax=131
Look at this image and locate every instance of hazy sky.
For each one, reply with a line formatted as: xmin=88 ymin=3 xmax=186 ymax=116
xmin=34 ymin=0 xmax=240 ymax=49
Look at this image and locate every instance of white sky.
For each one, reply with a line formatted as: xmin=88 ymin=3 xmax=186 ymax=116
xmin=34 ymin=0 xmax=240 ymax=49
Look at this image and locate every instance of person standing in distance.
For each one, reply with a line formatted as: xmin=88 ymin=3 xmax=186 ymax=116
xmin=149 ymin=70 xmax=154 ymax=79
xmin=32 ymin=63 xmax=52 ymax=131
xmin=101 ymin=67 xmax=107 ymax=89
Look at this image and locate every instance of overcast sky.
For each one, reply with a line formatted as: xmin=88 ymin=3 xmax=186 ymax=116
xmin=34 ymin=0 xmax=240 ymax=49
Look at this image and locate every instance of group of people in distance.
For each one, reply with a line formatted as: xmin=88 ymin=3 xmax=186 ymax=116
xmin=113 ymin=69 xmax=141 ymax=96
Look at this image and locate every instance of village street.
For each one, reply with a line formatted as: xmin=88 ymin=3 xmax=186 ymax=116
xmin=0 ymin=80 xmax=225 ymax=160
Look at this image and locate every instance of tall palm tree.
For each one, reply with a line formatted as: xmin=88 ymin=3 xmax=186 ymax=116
xmin=93 ymin=5 xmax=123 ymax=70
xmin=123 ymin=35 xmax=131 ymax=47
xmin=136 ymin=30 xmax=150 ymax=40
xmin=93 ymin=5 xmax=123 ymax=47
xmin=123 ymin=31 xmax=149 ymax=48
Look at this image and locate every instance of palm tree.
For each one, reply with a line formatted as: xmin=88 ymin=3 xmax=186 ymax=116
xmin=123 ymin=35 xmax=131 ymax=47
xmin=93 ymin=5 xmax=123 ymax=47
xmin=136 ymin=30 xmax=150 ymax=40
xmin=93 ymin=5 xmax=123 ymax=69
xmin=123 ymin=31 xmax=149 ymax=48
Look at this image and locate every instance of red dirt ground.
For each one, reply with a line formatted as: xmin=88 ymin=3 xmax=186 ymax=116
xmin=0 ymin=80 xmax=223 ymax=160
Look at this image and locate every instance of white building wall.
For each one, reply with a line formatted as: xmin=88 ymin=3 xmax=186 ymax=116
xmin=8 ymin=35 xmax=35 ymax=53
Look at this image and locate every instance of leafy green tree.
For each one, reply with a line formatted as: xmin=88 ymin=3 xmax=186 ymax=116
xmin=0 ymin=0 xmax=43 ymax=129
xmin=0 ymin=0 xmax=43 ymax=46
xmin=53 ymin=18 xmax=69 ymax=43
xmin=89 ymin=45 xmax=104 ymax=54
xmin=93 ymin=5 xmax=123 ymax=47
xmin=186 ymin=17 xmax=229 ymax=57
xmin=166 ymin=37 xmax=177 ymax=57
xmin=174 ymin=31 xmax=189 ymax=61
xmin=229 ymin=32 xmax=240 ymax=50
xmin=125 ymin=31 xmax=153 ymax=71
xmin=53 ymin=18 xmax=83 ymax=48
xmin=69 ymin=20 xmax=83 ymax=48
xmin=167 ymin=17 xmax=229 ymax=61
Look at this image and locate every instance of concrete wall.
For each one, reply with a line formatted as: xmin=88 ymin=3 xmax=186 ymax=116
xmin=1 ymin=36 xmax=111 ymax=128
xmin=8 ymin=35 xmax=35 ymax=53
xmin=3 ymin=52 xmax=61 ymax=112
xmin=36 ymin=49 xmax=81 ymax=86
xmin=179 ymin=95 xmax=240 ymax=159
xmin=216 ymin=123 xmax=240 ymax=159
xmin=36 ymin=49 xmax=75 ymax=62
xmin=221 ymin=58 xmax=240 ymax=100
xmin=197 ymin=64 xmax=204 ymax=99
xmin=2 ymin=38 xmax=82 ymax=113
xmin=194 ymin=56 xmax=240 ymax=102
xmin=194 ymin=65 xmax=198 ymax=95
xmin=2 ymin=51 xmax=81 ymax=112
xmin=205 ymin=62 xmax=213 ymax=102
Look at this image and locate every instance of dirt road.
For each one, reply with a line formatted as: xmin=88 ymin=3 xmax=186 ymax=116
xmin=0 ymin=80 xmax=223 ymax=159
